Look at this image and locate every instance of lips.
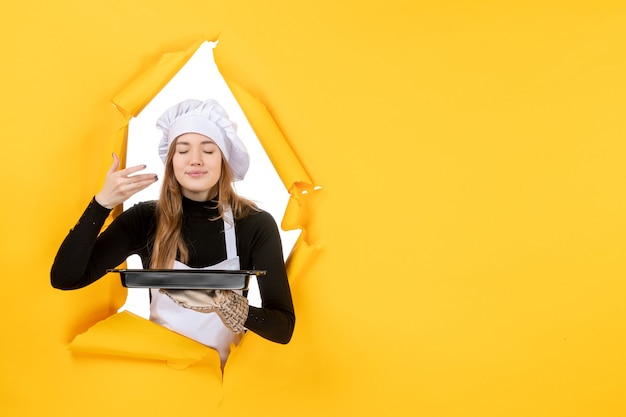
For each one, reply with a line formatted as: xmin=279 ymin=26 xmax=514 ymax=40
xmin=186 ymin=170 xmax=207 ymax=178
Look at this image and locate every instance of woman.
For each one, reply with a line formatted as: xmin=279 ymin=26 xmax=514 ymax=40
xmin=51 ymin=99 xmax=295 ymax=366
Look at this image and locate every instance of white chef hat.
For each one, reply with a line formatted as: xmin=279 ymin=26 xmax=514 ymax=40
xmin=156 ymin=98 xmax=250 ymax=181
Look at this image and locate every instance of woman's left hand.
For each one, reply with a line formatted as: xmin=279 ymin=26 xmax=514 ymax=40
xmin=160 ymin=289 xmax=249 ymax=333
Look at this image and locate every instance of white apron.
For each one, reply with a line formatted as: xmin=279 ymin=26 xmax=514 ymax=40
xmin=149 ymin=208 xmax=243 ymax=366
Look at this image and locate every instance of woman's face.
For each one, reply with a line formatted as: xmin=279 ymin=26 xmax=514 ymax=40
xmin=172 ymin=133 xmax=223 ymax=201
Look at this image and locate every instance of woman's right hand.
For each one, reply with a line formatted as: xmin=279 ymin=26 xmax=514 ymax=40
xmin=94 ymin=153 xmax=158 ymax=209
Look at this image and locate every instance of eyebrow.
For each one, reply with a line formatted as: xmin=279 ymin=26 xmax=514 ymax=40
xmin=175 ymin=140 xmax=217 ymax=146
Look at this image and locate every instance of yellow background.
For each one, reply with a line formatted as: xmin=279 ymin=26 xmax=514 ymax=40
xmin=1 ymin=1 xmax=625 ymax=416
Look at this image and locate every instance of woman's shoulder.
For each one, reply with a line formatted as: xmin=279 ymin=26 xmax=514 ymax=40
xmin=136 ymin=200 xmax=158 ymax=208
xmin=237 ymin=208 xmax=279 ymax=229
xmin=125 ymin=200 xmax=157 ymax=213
xmin=235 ymin=209 xmax=282 ymax=248
xmin=116 ymin=200 xmax=158 ymax=223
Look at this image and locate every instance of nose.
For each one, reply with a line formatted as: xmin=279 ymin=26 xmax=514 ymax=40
xmin=189 ymin=148 xmax=203 ymax=165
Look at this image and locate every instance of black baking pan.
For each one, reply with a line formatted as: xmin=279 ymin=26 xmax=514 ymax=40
xmin=107 ymin=269 xmax=266 ymax=290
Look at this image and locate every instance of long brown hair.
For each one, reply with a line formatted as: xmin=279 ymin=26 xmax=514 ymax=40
xmin=150 ymin=137 xmax=259 ymax=269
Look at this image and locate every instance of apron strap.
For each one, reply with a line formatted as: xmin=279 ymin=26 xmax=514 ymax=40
xmin=223 ymin=205 xmax=237 ymax=259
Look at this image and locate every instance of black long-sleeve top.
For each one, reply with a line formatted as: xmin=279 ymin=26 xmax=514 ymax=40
xmin=51 ymin=196 xmax=295 ymax=344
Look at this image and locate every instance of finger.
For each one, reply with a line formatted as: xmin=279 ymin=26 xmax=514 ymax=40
xmin=107 ymin=153 xmax=120 ymax=175
xmin=126 ymin=173 xmax=159 ymax=183
xmin=122 ymin=175 xmax=158 ymax=193
xmin=123 ymin=173 xmax=158 ymax=185
xmin=119 ymin=163 xmax=149 ymax=177
xmin=132 ymin=179 xmax=158 ymax=193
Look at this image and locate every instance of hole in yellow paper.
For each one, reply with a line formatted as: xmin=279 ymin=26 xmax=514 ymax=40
xmin=119 ymin=41 xmax=300 ymax=318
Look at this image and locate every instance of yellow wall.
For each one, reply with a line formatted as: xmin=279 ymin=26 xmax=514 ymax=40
xmin=1 ymin=1 xmax=625 ymax=416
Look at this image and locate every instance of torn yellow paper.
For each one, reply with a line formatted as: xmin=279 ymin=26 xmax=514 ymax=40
xmin=226 ymin=80 xmax=313 ymax=192
xmin=225 ymin=80 xmax=321 ymax=246
xmin=69 ymin=311 xmax=220 ymax=370
xmin=283 ymin=234 xmax=320 ymax=285
xmin=112 ymin=40 xmax=207 ymax=119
